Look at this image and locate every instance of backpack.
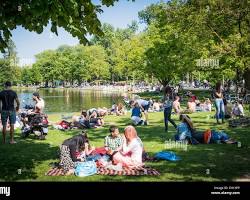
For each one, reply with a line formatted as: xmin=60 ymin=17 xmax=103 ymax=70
xmin=74 ymin=161 xmax=97 ymax=177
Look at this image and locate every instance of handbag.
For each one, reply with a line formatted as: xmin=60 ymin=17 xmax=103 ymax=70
xmin=74 ymin=161 xmax=97 ymax=177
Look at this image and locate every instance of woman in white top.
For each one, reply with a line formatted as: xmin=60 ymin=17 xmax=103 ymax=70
xmin=232 ymin=100 xmax=244 ymax=118
xmin=112 ymin=126 xmax=143 ymax=168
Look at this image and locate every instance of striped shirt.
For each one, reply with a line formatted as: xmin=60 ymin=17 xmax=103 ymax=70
xmin=104 ymin=135 xmax=123 ymax=151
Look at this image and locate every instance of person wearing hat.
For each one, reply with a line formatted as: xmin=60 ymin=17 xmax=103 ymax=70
xmin=0 ymin=81 xmax=20 ymax=144
xmin=175 ymin=114 xmax=195 ymax=142
xmin=32 ymin=92 xmax=45 ymax=114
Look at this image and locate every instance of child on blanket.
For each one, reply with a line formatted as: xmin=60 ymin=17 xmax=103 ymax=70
xmin=111 ymin=126 xmax=144 ymax=168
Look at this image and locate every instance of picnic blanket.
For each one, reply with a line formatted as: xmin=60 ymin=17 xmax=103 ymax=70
xmin=97 ymin=166 xmax=160 ymax=176
xmin=46 ymin=167 xmax=66 ymax=176
xmin=46 ymin=166 xmax=160 ymax=176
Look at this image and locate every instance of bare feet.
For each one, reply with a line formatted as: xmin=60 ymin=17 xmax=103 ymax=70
xmin=9 ymin=141 xmax=17 ymax=144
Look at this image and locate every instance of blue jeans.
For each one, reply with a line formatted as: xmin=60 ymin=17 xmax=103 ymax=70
xmin=215 ymin=99 xmax=225 ymax=121
xmin=164 ymin=107 xmax=177 ymax=131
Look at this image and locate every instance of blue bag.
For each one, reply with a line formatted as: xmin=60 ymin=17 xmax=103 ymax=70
xmin=74 ymin=161 xmax=97 ymax=177
xmin=154 ymin=151 xmax=181 ymax=161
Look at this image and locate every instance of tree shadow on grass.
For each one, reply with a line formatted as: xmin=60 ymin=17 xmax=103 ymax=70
xmin=85 ymin=143 xmax=250 ymax=182
xmin=0 ymin=136 xmax=58 ymax=181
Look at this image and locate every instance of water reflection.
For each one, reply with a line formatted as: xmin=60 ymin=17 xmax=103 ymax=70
xmin=16 ymin=88 xmax=124 ymax=113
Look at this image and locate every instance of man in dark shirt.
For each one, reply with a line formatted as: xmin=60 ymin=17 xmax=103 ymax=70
xmin=0 ymin=81 xmax=20 ymax=144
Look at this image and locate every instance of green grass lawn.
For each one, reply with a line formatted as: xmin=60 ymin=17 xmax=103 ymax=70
xmin=0 ymin=111 xmax=249 ymax=182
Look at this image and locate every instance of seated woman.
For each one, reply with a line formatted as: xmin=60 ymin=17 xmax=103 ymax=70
xmin=231 ymin=100 xmax=244 ymax=118
xmin=202 ymin=98 xmax=212 ymax=112
xmin=116 ymin=103 xmax=126 ymax=116
xmin=111 ymin=126 xmax=143 ymax=168
xmin=175 ymin=114 xmax=194 ymax=142
xmin=131 ymin=102 xmax=144 ymax=125
xmin=87 ymin=108 xmax=104 ymax=127
xmin=175 ymin=114 xmax=237 ymax=144
xmin=59 ymin=130 xmax=95 ymax=175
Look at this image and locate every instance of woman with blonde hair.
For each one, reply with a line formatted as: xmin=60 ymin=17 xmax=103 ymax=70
xmin=112 ymin=126 xmax=143 ymax=168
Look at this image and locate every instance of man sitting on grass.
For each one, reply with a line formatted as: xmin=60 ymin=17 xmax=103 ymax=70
xmin=104 ymin=125 xmax=124 ymax=154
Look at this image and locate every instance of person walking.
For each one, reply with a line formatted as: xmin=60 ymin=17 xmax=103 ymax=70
xmin=0 ymin=81 xmax=20 ymax=144
xmin=163 ymin=86 xmax=177 ymax=132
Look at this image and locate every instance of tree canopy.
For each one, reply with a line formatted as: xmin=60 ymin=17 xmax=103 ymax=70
xmin=0 ymin=0 xmax=249 ymax=89
xmin=0 ymin=0 xmax=133 ymax=53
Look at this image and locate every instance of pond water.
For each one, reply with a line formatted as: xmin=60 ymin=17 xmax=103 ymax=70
xmin=16 ymin=88 xmax=124 ymax=113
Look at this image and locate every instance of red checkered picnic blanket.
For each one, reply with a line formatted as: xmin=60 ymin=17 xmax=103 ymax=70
xmin=97 ymin=166 xmax=160 ymax=176
xmin=46 ymin=167 xmax=66 ymax=176
xmin=46 ymin=166 xmax=160 ymax=176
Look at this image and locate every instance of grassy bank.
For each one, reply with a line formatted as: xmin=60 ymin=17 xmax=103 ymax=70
xmin=0 ymin=111 xmax=249 ymax=182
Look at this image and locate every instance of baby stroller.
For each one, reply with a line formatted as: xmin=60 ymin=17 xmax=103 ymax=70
xmin=21 ymin=112 xmax=49 ymax=140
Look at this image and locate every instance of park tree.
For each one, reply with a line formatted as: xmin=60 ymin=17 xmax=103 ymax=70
xmin=0 ymin=39 xmax=21 ymax=84
xmin=34 ymin=50 xmax=58 ymax=87
xmin=112 ymin=34 xmax=146 ymax=82
xmin=139 ymin=0 xmax=250 ymax=90
xmin=140 ymin=1 xmax=202 ymax=88
xmin=81 ymin=45 xmax=109 ymax=81
xmin=180 ymin=0 xmax=250 ymax=88
xmin=0 ymin=0 xmax=134 ymax=53
xmin=91 ymin=22 xmax=139 ymax=82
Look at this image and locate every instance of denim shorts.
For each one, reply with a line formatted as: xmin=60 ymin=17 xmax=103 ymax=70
xmin=1 ymin=110 xmax=16 ymax=127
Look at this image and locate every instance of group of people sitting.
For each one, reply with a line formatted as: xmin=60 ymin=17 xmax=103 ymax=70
xmin=59 ymin=108 xmax=107 ymax=130
xmin=173 ymin=92 xmax=212 ymax=114
xmin=59 ymin=125 xmax=144 ymax=175
xmin=58 ymin=111 xmax=239 ymax=175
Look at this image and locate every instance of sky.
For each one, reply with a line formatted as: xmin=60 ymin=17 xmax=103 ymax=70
xmin=8 ymin=0 xmax=166 ymax=66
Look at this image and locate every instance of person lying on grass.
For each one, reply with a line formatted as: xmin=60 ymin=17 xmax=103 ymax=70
xmin=175 ymin=114 xmax=237 ymax=145
xmin=59 ymin=130 xmax=95 ymax=175
xmin=110 ymin=125 xmax=144 ymax=168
